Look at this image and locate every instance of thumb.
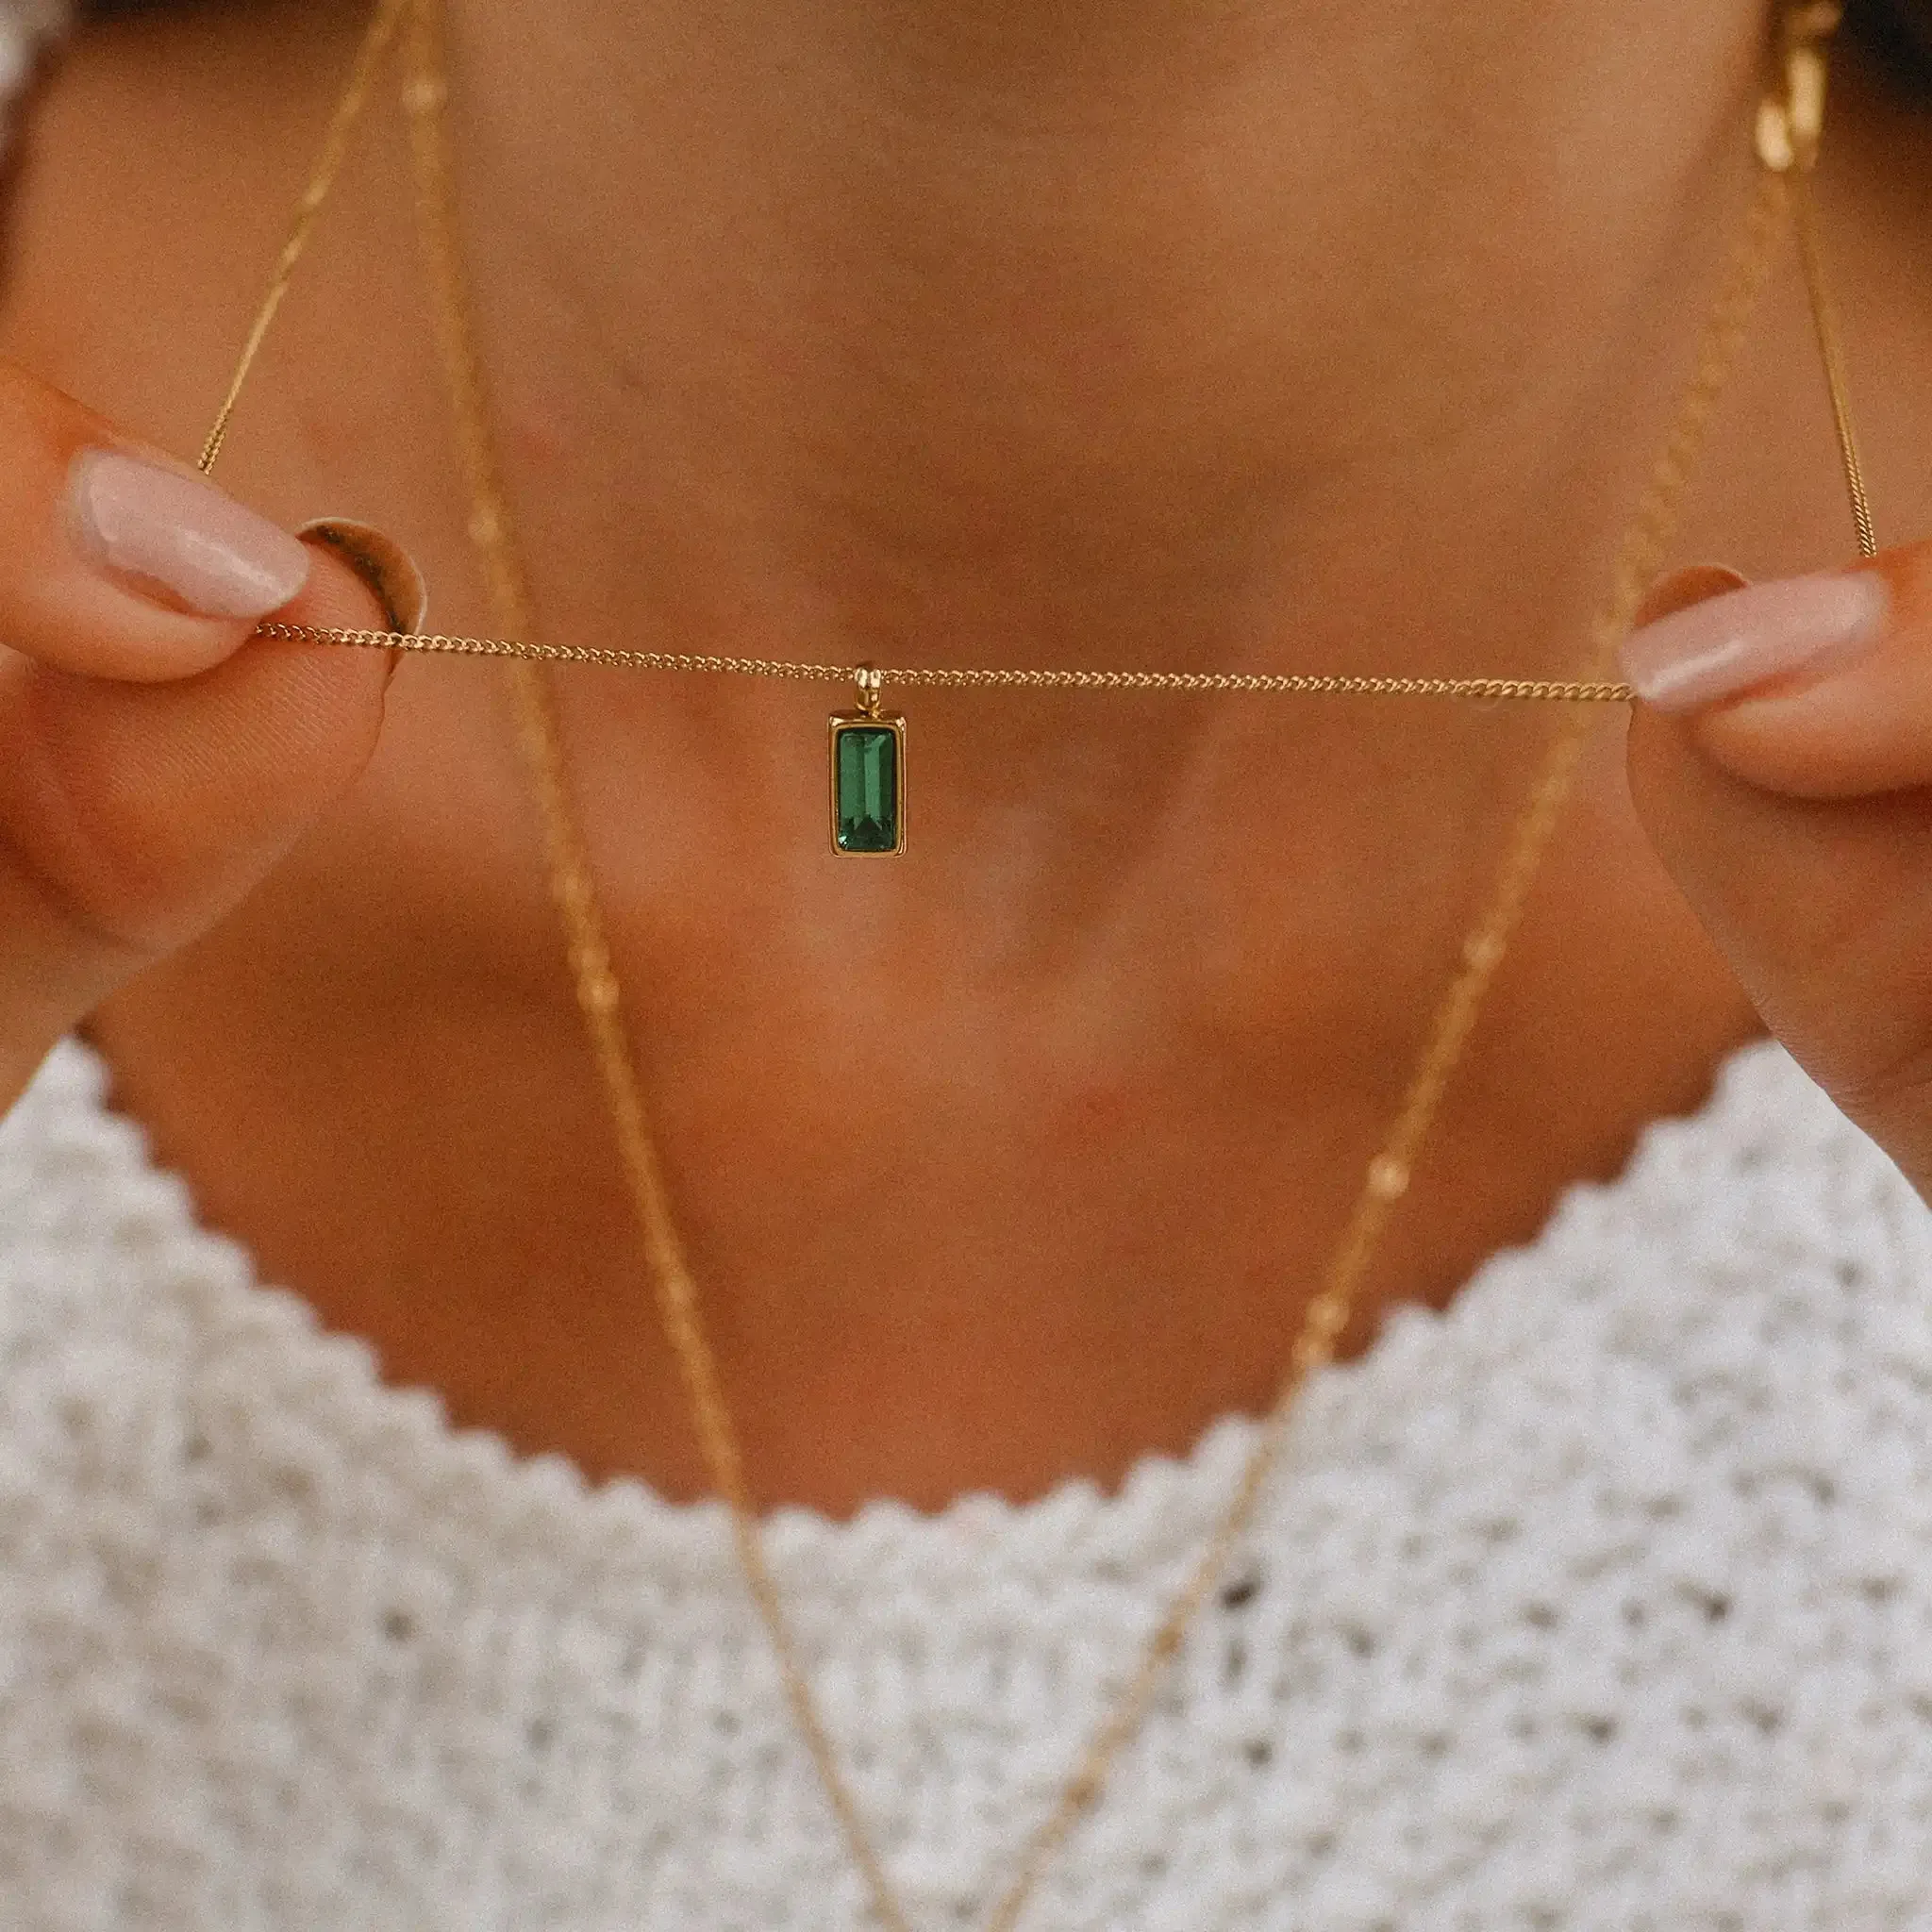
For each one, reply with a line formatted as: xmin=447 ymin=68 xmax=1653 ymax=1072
xmin=0 ymin=517 xmax=416 ymax=1105
xmin=1621 ymin=539 xmax=1932 ymax=1192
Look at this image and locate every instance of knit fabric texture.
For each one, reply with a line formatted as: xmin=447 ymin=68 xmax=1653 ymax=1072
xmin=5 ymin=1032 xmax=1932 ymax=1931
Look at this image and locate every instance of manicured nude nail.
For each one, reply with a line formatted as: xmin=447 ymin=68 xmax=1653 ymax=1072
xmin=64 ymin=447 xmax=312 ymax=620
xmin=1620 ymin=570 xmax=1891 ymax=712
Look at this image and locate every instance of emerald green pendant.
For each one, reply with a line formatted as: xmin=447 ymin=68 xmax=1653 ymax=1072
xmin=830 ymin=668 xmax=906 ymax=855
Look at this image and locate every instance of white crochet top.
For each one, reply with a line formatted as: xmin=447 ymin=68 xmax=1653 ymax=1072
xmin=5 ymin=1031 xmax=1932 ymax=1930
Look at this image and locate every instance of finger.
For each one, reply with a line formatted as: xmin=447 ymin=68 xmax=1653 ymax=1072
xmin=1632 ymin=561 xmax=1750 ymax=628
xmin=1621 ymin=537 xmax=1932 ymax=1191
xmin=0 ymin=358 xmax=314 ymax=680
xmin=0 ymin=527 xmax=406 ymax=1107
xmin=1622 ymin=542 xmax=1929 ymax=797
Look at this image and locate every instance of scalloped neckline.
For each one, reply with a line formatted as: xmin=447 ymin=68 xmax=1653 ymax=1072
xmin=38 ymin=1026 xmax=1809 ymax=1557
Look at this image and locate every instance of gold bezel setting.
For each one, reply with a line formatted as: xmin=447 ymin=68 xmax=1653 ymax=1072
xmin=828 ymin=708 xmax=907 ymax=856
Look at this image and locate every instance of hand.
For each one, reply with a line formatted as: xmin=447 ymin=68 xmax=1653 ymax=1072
xmin=0 ymin=361 xmax=412 ymax=1114
xmin=1623 ymin=539 xmax=1932 ymax=1198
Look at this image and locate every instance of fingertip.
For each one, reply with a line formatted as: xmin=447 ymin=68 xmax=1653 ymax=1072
xmin=13 ymin=455 xmax=305 ymax=686
xmin=257 ymin=523 xmax=421 ymax=687
xmin=1619 ymin=570 xmax=1890 ymax=719
xmin=1631 ymin=562 xmax=1751 ymax=630
xmin=69 ymin=449 xmax=314 ymax=616
xmin=293 ymin=519 xmax=427 ymax=637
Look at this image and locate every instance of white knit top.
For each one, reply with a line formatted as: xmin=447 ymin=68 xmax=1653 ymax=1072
xmin=6 ymin=1031 xmax=1932 ymax=1930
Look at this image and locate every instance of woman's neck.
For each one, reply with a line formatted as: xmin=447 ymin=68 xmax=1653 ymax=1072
xmin=442 ymin=0 xmax=1772 ymax=683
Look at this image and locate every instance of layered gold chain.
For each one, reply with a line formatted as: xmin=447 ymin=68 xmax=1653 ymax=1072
xmin=196 ymin=2 xmax=1873 ymax=1925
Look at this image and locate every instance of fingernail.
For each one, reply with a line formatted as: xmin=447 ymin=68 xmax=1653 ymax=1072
xmin=295 ymin=517 xmax=429 ymax=634
xmin=1620 ymin=570 xmax=1891 ymax=712
xmin=65 ymin=448 xmax=312 ymax=620
xmin=1632 ymin=561 xmax=1751 ymax=630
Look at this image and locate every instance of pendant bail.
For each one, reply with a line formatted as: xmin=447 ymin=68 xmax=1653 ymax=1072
xmin=830 ymin=665 xmax=907 ymax=854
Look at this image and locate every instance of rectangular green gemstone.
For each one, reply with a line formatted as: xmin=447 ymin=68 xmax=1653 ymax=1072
xmin=834 ymin=723 xmax=900 ymax=853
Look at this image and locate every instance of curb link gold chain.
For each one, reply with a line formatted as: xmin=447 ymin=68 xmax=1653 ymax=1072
xmin=197 ymin=2 xmax=1870 ymax=1927
xmin=250 ymin=623 xmax=1639 ymax=702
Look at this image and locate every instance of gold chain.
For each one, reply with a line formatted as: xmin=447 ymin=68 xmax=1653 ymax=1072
xmin=1789 ymin=168 xmax=1877 ymax=558
xmin=251 ymin=622 xmax=1638 ymax=701
xmin=192 ymin=2 xmax=1873 ymax=1926
xmin=195 ymin=0 xmax=414 ymax=479
xmin=1761 ymin=0 xmax=1879 ymax=561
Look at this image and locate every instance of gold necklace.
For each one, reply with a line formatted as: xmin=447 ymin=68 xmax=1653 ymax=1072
xmin=192 ymin=2 xmax=1874 ymax=1924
